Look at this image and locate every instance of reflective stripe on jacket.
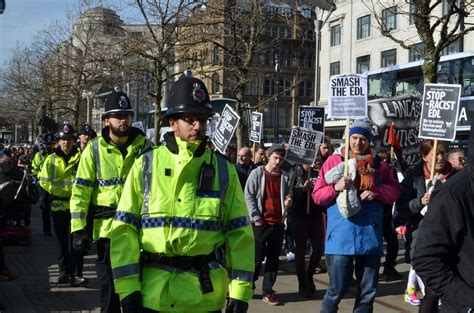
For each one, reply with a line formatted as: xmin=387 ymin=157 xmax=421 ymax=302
xmin=38 ymin=149 xmax=80 ymax=212
xmin=31 ymin=151 xmax=47 ymax=177
xmin=70 ymin=129 xmax=150 ymax=240
xmin=110 ymin=136 xmax=255 ymax=311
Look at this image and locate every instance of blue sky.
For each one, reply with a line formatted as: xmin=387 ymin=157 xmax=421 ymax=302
xmin=0 ymin=0 xmax=80 ymax=65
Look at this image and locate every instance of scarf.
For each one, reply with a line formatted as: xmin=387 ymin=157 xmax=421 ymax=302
xmin=350 ymin=149 xmax=375 ymax=191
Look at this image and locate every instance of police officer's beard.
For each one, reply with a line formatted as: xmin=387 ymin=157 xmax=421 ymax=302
xmin=109 ymin=124 xmax=130 ymax=138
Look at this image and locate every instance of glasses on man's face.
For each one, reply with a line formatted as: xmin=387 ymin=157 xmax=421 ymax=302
xmin=178 ymin=114 xmax=208 ymax=125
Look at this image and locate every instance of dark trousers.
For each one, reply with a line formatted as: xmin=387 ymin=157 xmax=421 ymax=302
xmin=284 ymin=224 xmax=295 ymax=253
xmin=143 ymin=309 xmax=221 ymax=313
xmin=51 ymin=210 xmax=83 ymax=276
xmin=382 ymin=204 xmax=399 ymax=268
xmin=419 ymin=286 xmax=441 ymax=313
xmin=253 ymin=223 xmax=285 ymax=294
xmin=289 ymin=216 xmax=325 ymax=277
xmin=39 ymin=187 xmax=51 ymax=233
xmin=96 ymin=238 xmax=121 ymax=313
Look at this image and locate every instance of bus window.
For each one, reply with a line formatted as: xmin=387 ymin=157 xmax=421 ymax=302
xmin=368 ymin=72 xmax=395 ymax=100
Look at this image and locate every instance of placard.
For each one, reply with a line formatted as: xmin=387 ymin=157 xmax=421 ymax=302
xmin=249 ymin=112 xmax=263 ymax=143
xmin=285 ymin=126 xmax=323 ymax=165
xmin=298 ymin=106 xmax=325 ymax=133
xmin=418 ymin=83 xmax=461 ymax=141
xmin=211 ymin=104 xmax=240 ymax=154
xmin=328 ymin=74 xmax=367 ymax=119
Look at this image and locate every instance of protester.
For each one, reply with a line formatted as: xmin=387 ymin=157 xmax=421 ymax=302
xmin=245 ymin=143 xmax=292 ymax=305
xmin=377 ymin=149 xmax=401 ymax=281
xmin=235 ymin=147 xmax=257 ymax=189
xmin=395 ymin=139 xmax=455 ymax=309
xmin=312 ymin=119 xmax=401 ymax=312
xmin=413 ymin=120 xmax=474 ymax=312
xmin=287 ymin=163 xmax=324 ymax=298
xmin=253 ymin=147 xmax=267 ymax=166
xmin=39 ymin=124 xmax=87 ymax=286
xmin=446 ymin=148 xmax=465 ymax=171
xmin=110 ymin=75 xmax=254 ymax=313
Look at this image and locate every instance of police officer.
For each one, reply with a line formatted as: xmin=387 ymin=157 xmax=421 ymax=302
xmin=32 ymin=132 xmax=56 ymax=236
xmin=110 ymin=75 xmax=255 ymax=313
xmin=70 ymin=89 xmax=152 ymax=313
xmin=38 ymin=123 xmax=87 ymax=286
xmin=78 ymin=123 xmax=97 ymax=151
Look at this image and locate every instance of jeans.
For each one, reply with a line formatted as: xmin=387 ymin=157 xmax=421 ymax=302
xmin=321 ymin=254 xmax=381 ymax=313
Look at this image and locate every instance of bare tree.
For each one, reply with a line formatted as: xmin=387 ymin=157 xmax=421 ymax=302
xmin=182 ymin=0 xmax=316 ymax=148
xmin=365 ymin=0 xmax=474 ymax=83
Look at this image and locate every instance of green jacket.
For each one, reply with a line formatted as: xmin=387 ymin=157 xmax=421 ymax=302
xmin=38 ymin=147 xmax=80 ymax=212
xmin=70 ymin=127 xmax=151 ymax=240
xmin=110 ymin=134 xmax=255 ymax=311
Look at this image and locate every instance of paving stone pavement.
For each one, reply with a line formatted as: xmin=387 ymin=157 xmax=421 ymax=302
xmin=0 ymin=204 xmax=420 ymax=313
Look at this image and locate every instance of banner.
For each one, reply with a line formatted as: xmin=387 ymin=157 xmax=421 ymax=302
xmin=368 ymin=94 xmax=422 ymax=167
xmin=285 ymin=126 xmax=323 ymax=165
xmin=298 ymin=106 xmax=325 ymax=133
xmin=211 ymin=105 xmax=240 ymax=154
xmin=328 ymin=74 xmax=367 ymax=119
xmin=418 ymin=84 xmax=461 ymax=141
xmin=249 ymin=112 xmax=263 ymax=143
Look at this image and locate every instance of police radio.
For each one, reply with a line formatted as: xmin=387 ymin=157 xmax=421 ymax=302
xmin=198 ymin=153 xmax=214 ymax=193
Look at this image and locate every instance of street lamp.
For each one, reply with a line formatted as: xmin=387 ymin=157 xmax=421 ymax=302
xmin=274 ymin=51 xmax=280 ymax=142
xmin=312 ymin=0 xmax=337 ymax=106
xmin=82 ymin=90 xmax=93 ymax=124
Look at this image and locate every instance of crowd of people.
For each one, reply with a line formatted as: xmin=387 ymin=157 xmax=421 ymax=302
xmin=0 ymin=74 xmax=472 ymax=313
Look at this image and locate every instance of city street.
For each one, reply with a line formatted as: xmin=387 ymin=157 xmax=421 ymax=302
xmin=0 ymin=205 xmax=419 ymax=313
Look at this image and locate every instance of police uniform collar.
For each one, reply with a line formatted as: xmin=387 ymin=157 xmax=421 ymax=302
xmin=164 ymin=132 xmax=207 ymax=157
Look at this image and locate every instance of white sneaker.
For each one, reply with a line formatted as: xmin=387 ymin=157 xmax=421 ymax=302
xmin=287 ymin=252 xmax=295 ymax=262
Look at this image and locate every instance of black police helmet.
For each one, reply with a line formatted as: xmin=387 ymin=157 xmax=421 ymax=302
xmin=162 ymin=75 xmax=214 ymax=121
xmin=42 ymin=132 xmax=56 ymax=144
xmin=102 ymin=89 xmax=134 ymax=120
xmin=78 ymin=123 xmax=97 ymax=138
xmin=56 ymin=123 xmax=75 ymax=140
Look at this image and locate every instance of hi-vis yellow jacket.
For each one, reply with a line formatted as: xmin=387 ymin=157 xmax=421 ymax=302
xmin=110 ymin=135 xmax=255 ymax=312
xmin=38 ymin=148 xmax=80 ymax=212
xmin=70 ymin=127 xmax=150 ymax=240
xmin=31 ymin=151 xmax=49 ymax=177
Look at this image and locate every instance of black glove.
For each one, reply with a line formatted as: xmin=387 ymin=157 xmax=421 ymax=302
xmin=225 ymin=298 xmax=249 ymax=313
xmin=121 ymin=291 xmax=142 ymax=313
xmin=72 ymin=230 xmax=88 ymax=253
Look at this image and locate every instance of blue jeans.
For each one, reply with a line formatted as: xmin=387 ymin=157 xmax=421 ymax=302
xmin=321 ymin=254 xmax=381 ymax=313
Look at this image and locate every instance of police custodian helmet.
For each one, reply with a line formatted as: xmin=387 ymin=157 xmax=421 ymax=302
xmin=56 ymin=122 xmax=76 ymax=140
xmin=42 ymin=132 xmax=56 ymax=144
xmin=78 ymin=123 xmax=97 ymax=138
xmin=102 ymin=88 xmax=134 ymax=120
xmin=162 ymin=74 xmax=214 ymax=120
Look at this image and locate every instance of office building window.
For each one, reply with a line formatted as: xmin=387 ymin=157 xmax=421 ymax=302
xmin=381 ymin=49 xmax=397 ymax=67
xmin=357 ymin=15 xmax=371 ymax=39
xmin=330 ymin=24 xmax=341 ymax=46
xmin=441 ymin=37 xmax=462 ymax=56
xmin=263 ymin=79 xmax=275 ymax=96
xmin=443 ymin=0 xmax=461 ymax=15
xmin=330 ymin=61 xmax=340 ymax=76
xmin=211 ymin=73 xmax=220 ymax=93
xmin=409 ymin=1 xmax=415 ymax=25
xmin=382 ymin=6 xmax=397 ymax=31
xmin=356 ymin=55 xmax=370 ymax=73
xmin=409 ymin=42 xmax=424 ymax=62
xmin=212 ymin=46 xmax=220 ymax=64
xmin=298 ymin=80 xmax=313 ymax=98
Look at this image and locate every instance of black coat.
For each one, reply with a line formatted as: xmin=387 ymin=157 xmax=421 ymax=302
xmin=413 ymin=169 xmax=474 ymax=308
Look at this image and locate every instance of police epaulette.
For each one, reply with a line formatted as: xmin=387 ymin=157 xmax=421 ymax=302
xmin=137 ymin=140 xmax=155 ymax=158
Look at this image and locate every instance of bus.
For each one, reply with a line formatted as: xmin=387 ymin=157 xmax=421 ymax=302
xmin=366 ymin=50 xmax=474 ymax=144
